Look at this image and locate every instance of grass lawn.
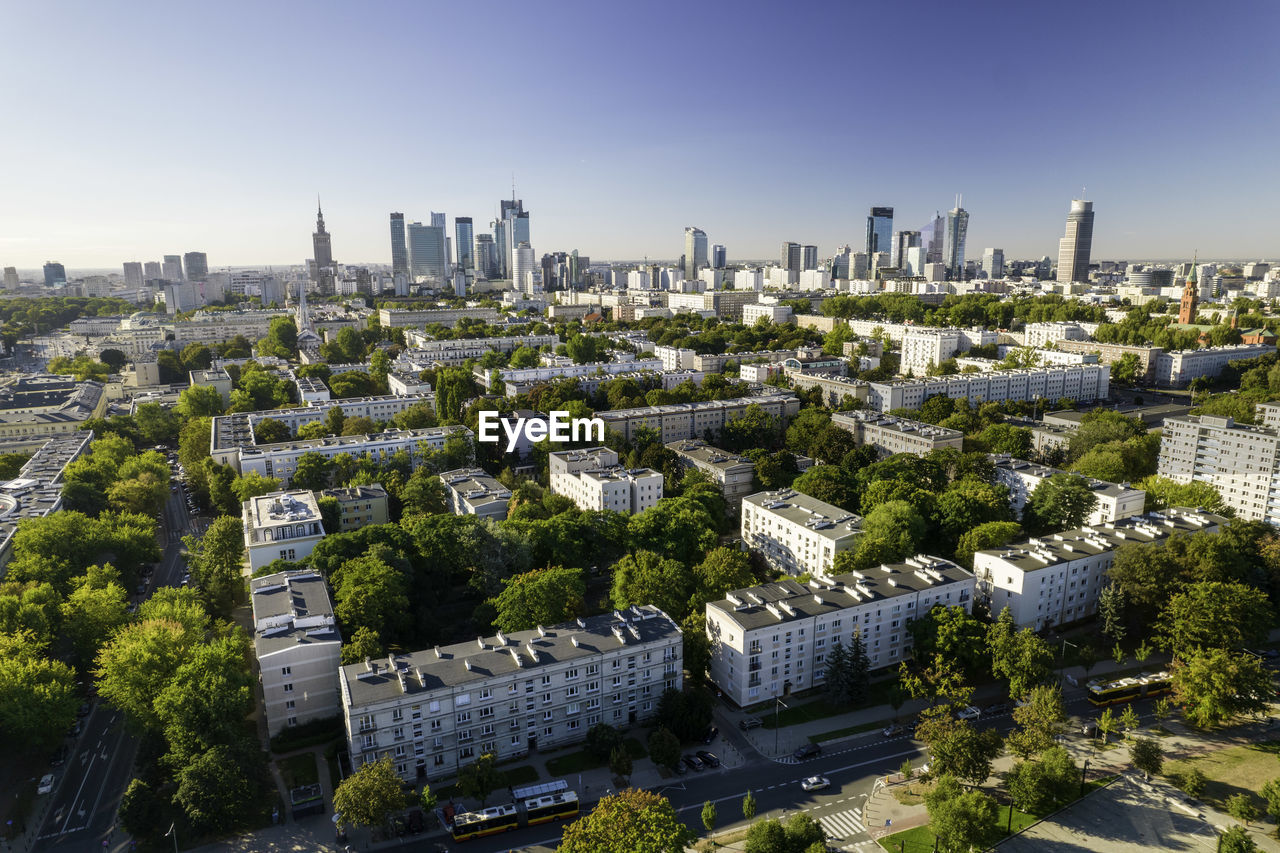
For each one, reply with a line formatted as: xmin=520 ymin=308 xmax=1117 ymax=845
xmin=1164 ymin=739 xmax=1280 ymax=811
xmin=811 ymin=720 xmax=885 ymax=743
xmin=277 ymin=752 xmax=319 ymax=789
xmin=545 ymin=737 xmax=646 ymax=777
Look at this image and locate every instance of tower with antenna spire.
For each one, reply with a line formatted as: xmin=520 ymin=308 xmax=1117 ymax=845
xmin=311 ymin=197 xmax=335 ymax=295
xmin=1179 ymin=252 xmax=1199 ymax=325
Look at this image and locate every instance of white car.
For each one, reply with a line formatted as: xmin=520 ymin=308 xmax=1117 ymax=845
xmin=37 ymin=773 xmax=54 ymax=794
xmin=956 ymin=705 xmax=982 ymax=721
xmin=801 ymin=775 xmax=830 ymax=792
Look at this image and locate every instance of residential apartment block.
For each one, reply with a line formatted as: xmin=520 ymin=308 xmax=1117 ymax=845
xmin=973 ymin=509 xmax=1224 ymax=630
xmin=830 ymin=411 xmax=964 ymax=457
xmin=548 ymin=447 xmax=663 ymax=514
xmin=1157 ymin=415 xmax=1280 ymax=523
xmin=474 ymin=358 xmax=664 ymax=393
xmin=320 ymin=484 xmax=390 ymax=531
xmin=740 ymin=488 xmax=862 ymax=578
xmin=666 ymin=440 xmax=755 ymax=510
xmin=377 ymin=308 xmax=504 ymax=328
xmin=1257 ymin=402 xmax=1280 ymax=429
xmin=991 ymin=456 xmax=1145 ymax=525
xmin=1021 ymin=322 xmax=1090 ymax=348
xmin=596 ymin=393 xmax=801 ymax=443
xmin=338 ymin=606 xmax=682 ymax=782
xmin=243 ymin=490 xmax=328 ymax=571
xmin=400 ymin=333 xmax=559 ymax=363
xmin=1055 ymin=340 xmax=1164 ymax=381
xmin=0 ymin=430 xmax=94 ymax=572
xmin=706 ymin=556 xmax=975 ymax=707
xmin=441 ymin=468 xmax=513 ymax=519
xmin=1152 ymin=344 xmax=1275 ymax=387
xmin=867 ymin=364 xmax=1109 ymax=413
xmin=900 ymin=327 xmax=999 ymax=376
xmin=230 ymin=425 xmax=471 ymax=486
xmin=250 ymin=570 xmax=342 ymax=735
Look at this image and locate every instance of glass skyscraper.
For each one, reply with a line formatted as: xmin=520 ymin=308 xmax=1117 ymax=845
xmin=684 ymin=227 xmax=708 ymax=280
xmin=408 ymin=220 xmax=447 ymax=283
xmin=1056 ymin=199 xmax=1094 ymax=283
xmin=866 ymin=207 xmax=893 ymax=256
xmin=455 ymin=217 xmax=474 ymax=273
xmin=943 ymin=206 xmax=968 ymax=281
xmin=390 ymin=212 xmax=408 ymax=275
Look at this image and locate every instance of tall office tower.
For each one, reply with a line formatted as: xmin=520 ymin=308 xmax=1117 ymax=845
xmin=492 ymin=218 xmax=510 ymax=277
xmin=455 ymin=217 xmax=474 ymax=273
xmin=474 ymin=234 xmax=496 ymax=279
xmin=184 ymin=252 xmax=208 ymax=281
xmin=390 ymin=212 xmax=408 ymax=276
xmin=830 ymin=245 xmax=851 ymax=279
xmin=981 ymin=248 xmax=1005 ymax=279
xmin=311 ymin=201 xmax=335 ymax=293
xmin=511 ymin=212 xmax=530 ymax=268
xmin=491 ymin=198 xmax=527 ymax=280
xmin=407 ymin=220 xmax=448 ymax=283
xmin=866 ymin=207 xmax=893 ymax=256
xmin=802 ymin=245 xmax=818 ymax=271
xmin=684 ymin=227 xmax=708 ymax=281
xmin=781 ymin=242 xmax=802 ymax=273
xmin=43 ymin=262 xmax=66 ymax=286
xmin=921 ymin=213 xmax=945 ymax=264
xmin=1178 ymin=259 xmax=1199 ymax=325
xmin=1056 ymin=199 xmax=1095 ymax=284
xmin=162 ymin=255 xmax=184 ymax=281
xmin=712 ymin=244 xmax=726 ymax=269
xmin=123 ymin=262 xmax=144 ymax=289
xmin=512 ymin=242 xmax=537 ymax=293
xmin=943 ymin=205 xmax=969 ymax=281
xmin=3 ymin=267 xmax=18 ymax=290
xmin=892 ymin=231 xmax=921 ymax=270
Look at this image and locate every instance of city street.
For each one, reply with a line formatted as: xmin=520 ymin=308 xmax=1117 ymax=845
xmin=31 ymin=488 xmax=193 ymax=853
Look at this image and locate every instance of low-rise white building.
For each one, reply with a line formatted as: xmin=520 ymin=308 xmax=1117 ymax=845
xmin=867 ymin=364 xmax=1109 ymax=413
xmin=740 ymin=488 xmax=861 ymax=578
xmin=339 ymin=606 xmax=682 ymax=781
xmin=440 ymin=468 xmax=513 ymax=520
xmin=830 ymin=411 xmax=964 ymax=457
xmin=991 ymin=456 xmax=1145 ymax=525
xmin=666 ymin=440 xmax=756 ymax=511
xmin=973 ymin=509 xmax=1224 ymax=630
xmin=1022 ymin=322 xmax=1090 ymax=348
xmin=597 ymin=393 xmax=800 ymax=443
xmin=742 ymin=303 xmax=795 ymax=325
xmin=243 ymin=491 xmax=327 ymax=571
xmin=1152 ymin=344 xmax=1276 ymax=387
xmin=706 ymin=556 xmax=975 ymax=707
xmin=548 ymin=447 xmax=663 ymax=514
xmin=250 ymin=570 xmax=342 ymax=735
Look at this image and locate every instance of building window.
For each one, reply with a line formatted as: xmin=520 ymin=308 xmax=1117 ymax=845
xmin=281 ymin=666 xmax=292 ymax=676
xmin=283 ymin=683 xmax=293 ymax=693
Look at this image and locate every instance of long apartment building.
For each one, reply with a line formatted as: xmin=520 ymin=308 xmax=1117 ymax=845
xmin=474 ymin=358 xmax=664 ymax=393
xmin=377 ymin=307 xmax=504 ymax=328
xmin=401 ymin=332 xmax=560 ymax=361
xmin=741 ymin=488 xmax=862 ymax=578
xmin=0 ymin=430 xmax=94 ymax=572
xmin=548 ymin=447 xmax=663 ymax=514
xmin=830 ymin=410 xmax=964 ymax=457
xmin=973 ymin=508 xmax=1224 ymax=630
xmin=250 ymin=570 xmax=342 ymax=735
xmin=339 ymin=606 xmax=682 ymax=782
xmin=867 ymin=364 xmax=1110 ymax=413
xmin=706 ymin=556 xmax=975 ymax=707
xmin=1055 ymin=340 xmax=1165 ymax=381
xmin=233 ymin=425 xmax=471 ymax=486
xmin=991 ymin=456 xmax=1146 ymax=525
xmin=171 ymin=310 xmax=291 ymax=345
xmin=209 ymin=392 xmax=438 ymax=471
xmin=1157 ymin=414 xmax=1280 ymax=523
xmin=1152 ymin=343 xmax=1275 ymax=387
xmin=666 ymin=440 xmax=755 ymax=510
xmin=597 ymin=392 xmax=801 ymax=443
xmin=440 ymin=468 xmax=513 ymax=519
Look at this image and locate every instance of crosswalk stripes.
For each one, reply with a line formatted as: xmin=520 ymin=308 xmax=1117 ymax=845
xmin=818 ymin=807 xmax=866 ymax=840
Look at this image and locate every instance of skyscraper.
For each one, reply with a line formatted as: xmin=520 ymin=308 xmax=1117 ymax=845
xmin=474 ymin=234 xmax=496 ymax=279
xmin=312 ymin=200 xmax=335 ymax=294
xmin=492 ymin=198 xmax=528 ymax=279
xmin=684 ymin=227 xmax=708 ymax=281
xmin=123 ymin=262 xmax=144 ymax=289
xmin=1056 ymin=199 xmax=1095 ymax=284
xmin=184 ymin=252 xmax=208 ymax=281
xmin=43 ymin=262 xmax=66 ymax=286
xmin=866 ymin=207 xmax=893 ymax=256
xmin=407 ymin=220 xmax=447 ymax=283
xmin=892 ymin=231 xmax=921 ymax=270
xmin=802 ymin=245 xmax=818 ymax=271
xmin=712 ymin=244 xmax=726 ymax=269
xmin=3 ymin=267 xmax=18 ymax=290
xmin=781 ymin=242 xmax=802 ymax=273
xmin=162 ymin=255 xmax=184 ymax=281
xmin=981 ymin=248 xmax=1005 ymax=279
xmin=921 ymin=213 xmax=945 ymax=265
xmin=512 ymin=242 xmax=537 ymax=294
xmin=390 ymin=213 xmax=408 ymax=276
xmin=942 ymin=205 xmax=969 ymax=281
xmin=455 ymin=217 xmax=474 ymax=273
xmin=144 ymin=261 xmax=162 ymax=281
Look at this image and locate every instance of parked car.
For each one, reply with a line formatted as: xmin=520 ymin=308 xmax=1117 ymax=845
xmin=983 ymin=702 xmax=1010 ymax=717
xmin=800 ymin=775 xmax=830 ymax=792
xmin=793 ymin=743 xmax=821 ymax=760
xmin=738 ymin=717 xmax=763 ymax=731
xmin=702 ymin=726 xmax=719 ymax=744
xmin=882 ymin=723 xmax=905 ymax=738
xmin=38 ymin=773 xmax=55 ymax=795
xmin=682 ymin=754 xmax=705 ymax=771
xmin=955 ymin=705 xmax=982 ymax=721
xmin=672 ymin=759 xmax=687 ymax=775
xmin=696 ymin=750 xmax=721 ymax=768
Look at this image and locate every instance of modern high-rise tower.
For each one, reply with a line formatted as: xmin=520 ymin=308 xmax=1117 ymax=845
xmin=184 ymin=252 xmax=208 ymax=281
xmin=712 ymin=244 xmax=727 ymax=270
xmin=684 ymin=227 xmax=708 ymax=281
xmin=455 ymin=217 xmax=475 ymax=273
xmin=162 ymin=255 xmax=184 ymax=281
xmin=474 ymin=234 xmax=496 ymax=279
xmin=981 ymin=248 xmax=1005 ymax=279
xmin=943 ymin=204 xmax=969 ymax=281
xmin=801 ymin=245 xmax=818 ymax=271
xmin=921 ymin=214 xmax=945 ymax=265
xmin=407 ymin=220 xmax=448 ymax=283
xmin=390 ymin=212 xmax=408 ymax=276
xmin=43 ymin=262 xmax=66 ymax=286
xmin=892 ymin=231 xmax=921 ymax=270
xmin=3 ymin=267 xmax=18 ymax=290
xmin=781 ymin=242 xmax=802 ymax=273
xmin=123 ymin=262 xmax=144 ymax=289
xmin=1056 ymin=199 xmax=1095 ymax=284
xmin=866 ymin=207 xmax=893 ymax=256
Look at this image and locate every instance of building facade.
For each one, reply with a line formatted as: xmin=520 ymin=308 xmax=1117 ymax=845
xmin=867 ymin=364 xmax=1110 ymax=413
xmin=251 ymin=570 xmax=342 ymax=734
xmin=991 ymin=456 xmax=1145 ymax=525
xmin=740 ymin=488 xmax=861 ymax=578
xmin=1157 ymin=415 xmax=1280 ymax=523
xmin=597 ymin=393 xmax=801 ymax=443
xmin=666 ymin=440 xmax=755 ymax=511
xmin=1056 ymin=199 xmax=1094 ymax=283
xmin=243 ymin=491 xmax=328 ymax=571
xmin=548 ymin=447 xmax=663 ymax=514
xmin=1152 ymin=344 xmax=1276 ymax=387
xmin=440 ymin=468 xmax=513 ymax=519
xmin=320 ymin=484 xmax=390 ymax=531
xmin=830 ymin=411 xmax=964 ymax=457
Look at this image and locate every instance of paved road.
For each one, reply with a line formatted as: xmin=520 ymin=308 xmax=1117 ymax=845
xmin=33 ymin=487 xmax=193 ymax=853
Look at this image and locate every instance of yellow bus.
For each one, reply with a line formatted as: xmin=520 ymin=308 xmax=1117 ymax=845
xmin=1087 ymin=671 xmax=1172 ymax=707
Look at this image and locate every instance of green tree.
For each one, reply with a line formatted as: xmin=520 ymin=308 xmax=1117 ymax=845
xmin=610 ymin=551 xmax=692 ymax=619
xmin=1070 ymin=411 xmax=1146 ymax=459
xmin=742 ymin=819 xmax=787 ymax=853
xmin=253 ymin=418 xmax=291 ymax=444
xmin=1137 ymin=475 xmax=1228 ymax=514
xmin=1226 ymin=793 xmax=1258 ymax=826
xmin=680 ymin=611 xmax=710 ymax=684
xmin=628 ymin=496 xmax=718 ymax=568
xmin=0 ymin=631 xmax=79 ymax=750
xmin=332 ymin=555 xmax=410 ymax=640
xmin=183 ymin=515 xmax=247 ymax=613
xmin=861 ymin=500 xmax=928 ymax=557
xmin=954 ymin=521 xmax=1023 ymax=569
xmin=1023 ymin=473 xmax=1099 ymax=533
xmin=790 ymin=465 xmax=859 ymax=512
xmin=177 ymin=384 xmax=225 ymax=418
xmin=135 ymin=402 xmax=181 ymax=445
xmin=1173 ymin=648 xmax=1273 ymax=727
xmin=742 ymin=790 xmax=756 ymax=821
xmin=924 ymin=774 xmax=998 ymax=853
xmin=689 ymin=548 xmax=756 ymax=613
xmin=917 ymin=714 xmax=1003 ymax=784
xmin=935 ymin=478 xmax=1012 ymax=544
xmin=908 ymin=605 xmax=989 ymax=679
xmin=1097 ymin=707 xmax=1118 ymax=744
xmin=401 ymin=470 xmax=446 ymax=515
xmin=1259 ymin=777 xmax=1280 ymax=825
xmin=154 ymin=634 xmax=254 ymax=768
xmin=585 ymin=722 xmax=624 ymax=761
xmin=490 ymin=567 xmax=586 ymax=632
xmin=230 ymin=470 xmax=282 ymax=502
xmin=1098 ymin=584 xmax=1126 ymax=642
xmin=558 ymin=788 xmax=695 ymax=853
xmin=340 ymin=626 xmax=384 ymax=665
xmin=290 ymin=452 xmax=335 ymax=491
xmin=1156 ymin=581 xmax=1272 ymax=661
xmin=1181 ymin=767 xmax=1207 ymax=799
xmin=1130 ymin=737 xmax=1163 ymax=779
xmin=457 ymin=752 xmax=502 ymax=806
xmin=1220 ymin=825 xmax=1258 ymax=853
xmin=258 ymin=316 xmax=298 ymax=359
xmin=94 ymin=618 xmax=202 ymax=731
xmin=1119 ymin=703 xmax=1141 ymax=737
xmin=647 ymin=727 xmax=681 ymax=772
xmin=173 ymin=743 xmax=260 ymax=835
xmin=60 ymin=575 xmax=129 ymax=667
xmin=611 ymin=745 xmax=633 ymax=781
xmin=332 ymin=755 xmax=406 ymax=829
xmin=988 ymin=607 xmax=1055 ymax=698
xmin=700 ymin=800 xmax=716 ymax=837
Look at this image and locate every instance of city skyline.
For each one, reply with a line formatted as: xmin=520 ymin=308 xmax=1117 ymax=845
xmin=2 ymin=0 xmax=1277 ymax=268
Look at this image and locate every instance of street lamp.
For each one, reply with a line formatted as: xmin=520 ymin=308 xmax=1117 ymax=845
xmin=1058 ymin=639 xmax=1079 ymax=687
xmin=774 ymin=694 xmax=789 ymax=756
xmin=165 ymin=822 xmax=178 ymax=853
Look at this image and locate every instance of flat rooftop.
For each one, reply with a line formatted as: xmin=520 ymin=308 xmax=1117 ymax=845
xmin=245 ymin=490 xmax=321 ymax=530
xmin=441 ymin=468 xmax=512 ymax=510
xmin=665 ymin=440 xmax=754 ymax=471
xmin=832 ymin=410 xmax=963 ymax=440
xmin=742 ymin=487 xmax=862 ymax=543
xmin=250 ymin=570 xmax=340 ymax=656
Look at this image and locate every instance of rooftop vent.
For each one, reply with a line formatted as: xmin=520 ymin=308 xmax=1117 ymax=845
xmin=476 ymin=636 xmax=486 ymax=650
xmin=575 ymin=617 xmax=586 ymax=628
xmin=464 ymin=658 xmax=473 ymax=671
xmin=434 ymin=646 xmax=442 ymax=659
xmin=496 ymin=630 xmax=508 ymax=646
xmin=570 ymin=636 xmax=580 ymax=648
xmin=536 ymin=625 xmax=547 ymax=637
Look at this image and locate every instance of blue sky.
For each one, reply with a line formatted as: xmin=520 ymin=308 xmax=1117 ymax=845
xmin=2 ymin=0 xmax=1277 ymax=269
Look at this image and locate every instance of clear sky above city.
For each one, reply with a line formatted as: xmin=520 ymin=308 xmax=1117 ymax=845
xmin=2 ymin=0 xmax=1277 ymax=270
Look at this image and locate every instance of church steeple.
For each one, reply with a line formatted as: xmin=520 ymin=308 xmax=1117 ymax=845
xmin=1178 ymin=252 xmax=1200 ymax=325
xmin=315 ymin=196 xmax=327 ymax=234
